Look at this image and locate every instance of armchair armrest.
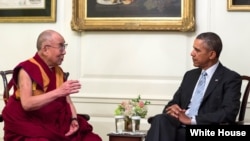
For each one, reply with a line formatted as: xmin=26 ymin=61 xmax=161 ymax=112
xmin=78 ymin=113 xmax=90 ymax=121
xmin=0 ymin=114 xmax=3 ymax=122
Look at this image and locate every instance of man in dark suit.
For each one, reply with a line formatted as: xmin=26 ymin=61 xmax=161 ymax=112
xmin=145 ymin=32 xmax=242 ymax=141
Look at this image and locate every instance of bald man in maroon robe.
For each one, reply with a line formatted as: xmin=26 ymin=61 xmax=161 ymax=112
xmin=2 ymin=30 xmax=102 ymax=141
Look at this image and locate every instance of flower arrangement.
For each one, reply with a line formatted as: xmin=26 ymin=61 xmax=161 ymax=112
xmin=114 ymin=95 xmax=150 ymax=118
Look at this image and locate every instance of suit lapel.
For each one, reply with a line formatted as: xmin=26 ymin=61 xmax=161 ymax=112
xmin=202 ymin=63 xmax=224 ymax=101
xmin=184 ymin=69 xmax=202 ymax=108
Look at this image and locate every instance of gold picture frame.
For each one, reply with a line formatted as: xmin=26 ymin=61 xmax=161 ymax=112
xmin=0 ymin=0 xmax=56 ymax=23
xmin=71 ymin=0 xmax=195 ymax=31
xmin=227 ymin=0 xmax=250 ymax=11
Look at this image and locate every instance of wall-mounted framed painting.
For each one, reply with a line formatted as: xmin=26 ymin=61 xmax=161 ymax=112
xmin=0 ymin=0 xmax=56 ymax=22
xmin=227 ymin=0 xmax=250 ymax=11
xmin=71 ymin=0 xmax=195 ymax=31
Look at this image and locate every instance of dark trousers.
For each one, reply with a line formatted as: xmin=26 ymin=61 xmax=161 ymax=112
xmin=145 ymin=114 xmax=186 ymax=141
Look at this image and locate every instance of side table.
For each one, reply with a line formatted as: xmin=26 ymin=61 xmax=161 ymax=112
xmin=107 ymin=131 xmax=147 ymax=141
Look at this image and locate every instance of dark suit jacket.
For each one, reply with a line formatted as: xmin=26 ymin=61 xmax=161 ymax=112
xmin=165 ymin=63 xmax=242 ymax=124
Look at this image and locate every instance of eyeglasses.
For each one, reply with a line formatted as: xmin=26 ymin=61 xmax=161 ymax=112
xmin=47 ymin=43 xmax=68 ymax=52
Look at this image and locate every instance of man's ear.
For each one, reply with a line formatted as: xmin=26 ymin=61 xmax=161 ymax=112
xmin=209 ymin=51 xmax=217 ymax=59
xmin=40 ymin=45 xmax=50 ymax=56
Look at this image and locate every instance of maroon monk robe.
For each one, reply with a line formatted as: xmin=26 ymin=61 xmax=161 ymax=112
xmin=2 ymin=53 xmax=102 ymax=141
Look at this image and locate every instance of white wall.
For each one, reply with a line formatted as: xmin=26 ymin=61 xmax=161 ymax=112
xmin=0 ymin=0 xmax=250 ymax=141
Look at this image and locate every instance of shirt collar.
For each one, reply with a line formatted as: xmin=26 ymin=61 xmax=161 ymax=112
xmin=203 ymin=61 xmax=219 ymax=78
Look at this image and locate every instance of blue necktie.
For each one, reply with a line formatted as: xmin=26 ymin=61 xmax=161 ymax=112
xmin=187 ymin=71 xmax=207 ymax=117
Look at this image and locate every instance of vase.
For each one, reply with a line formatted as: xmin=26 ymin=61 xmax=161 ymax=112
xmin=124 ymin=116 xmax=140 ymax=132
xmin=114 ymin=115 xmax=125 ymax=133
